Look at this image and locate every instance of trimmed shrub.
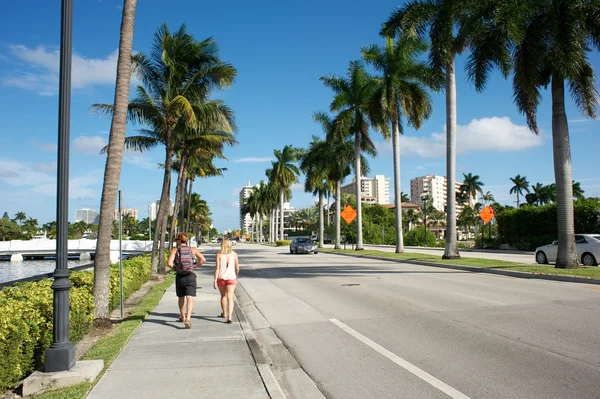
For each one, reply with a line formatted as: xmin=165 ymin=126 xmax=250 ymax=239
xmin=404 ymin=227 xmax=437 ymax=247
xmin=0 ymin=254 xmax=152 ymax=391
xmin=275 ymin=240 xmax=292 ymax=246
xmin=496 ymin=199 xmax=600 ymax=250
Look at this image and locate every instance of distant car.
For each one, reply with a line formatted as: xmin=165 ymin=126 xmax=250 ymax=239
xmin=535 ymin=234 xmax=600 ymax=266
xmin=290 ymin=237 xmax=318 ymax=254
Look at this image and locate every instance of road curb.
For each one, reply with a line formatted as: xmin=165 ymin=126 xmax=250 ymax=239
xmin=322 ymin=251 xmax=600 ymax=286
xmin=235 ymin=280 xmax=326 ymax=399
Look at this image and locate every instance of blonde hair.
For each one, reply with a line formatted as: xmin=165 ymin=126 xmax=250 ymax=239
xmin=177 ymin=232 xmax=188 ymax=245
xmin=220 ymin=238 xmax=233 ymax=254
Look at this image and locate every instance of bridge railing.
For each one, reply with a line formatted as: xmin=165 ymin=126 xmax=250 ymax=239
xmin=0 ymin=239 xmax=154 ymax=253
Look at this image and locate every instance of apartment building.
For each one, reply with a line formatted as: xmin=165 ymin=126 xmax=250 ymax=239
xmin=410 ymin=175 xmax=468 ymax=212
xmin=239 ymin=181 xmax=254 ymax=234
xmin=75 ymin=208 xmax=100 ymax=224
xmin=114 ymin=208 xmax=139 ymax=221
xmin=341 ymin=175 xmax=391 ymax=205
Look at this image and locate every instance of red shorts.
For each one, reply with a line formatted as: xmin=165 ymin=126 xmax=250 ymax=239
xmin=217 ymin=278 xmax=237 ymax=287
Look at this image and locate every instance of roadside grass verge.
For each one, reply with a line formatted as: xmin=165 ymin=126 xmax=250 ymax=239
xmin=36 ymin=274 xmax=175 ymax=399
xmin=320 ymin=248 xmax=600 ymax=279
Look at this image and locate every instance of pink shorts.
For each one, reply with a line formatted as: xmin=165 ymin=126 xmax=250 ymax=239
xmin=217 ymin=278 xmax=237 ymax=287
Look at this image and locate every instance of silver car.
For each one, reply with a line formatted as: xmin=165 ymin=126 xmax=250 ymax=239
xmin=535 ymin=234 xmax=600 ymax=266
xmin=290 ymin=237 xmax=318 ymax=254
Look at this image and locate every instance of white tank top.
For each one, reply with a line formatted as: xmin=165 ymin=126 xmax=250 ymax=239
xmin=218 ymin=253 xmax=237 ymax=280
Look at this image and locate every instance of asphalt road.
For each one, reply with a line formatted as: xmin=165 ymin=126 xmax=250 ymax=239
xmin=231 ymin=243 xmax=600 ymax=399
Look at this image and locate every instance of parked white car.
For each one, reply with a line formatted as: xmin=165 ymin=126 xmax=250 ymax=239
xmin=535 ymin=234 xmax=600 ymax=266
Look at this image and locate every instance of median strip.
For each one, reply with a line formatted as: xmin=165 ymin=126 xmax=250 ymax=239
xmin=320 ymin=248 xmax=600 ymax=284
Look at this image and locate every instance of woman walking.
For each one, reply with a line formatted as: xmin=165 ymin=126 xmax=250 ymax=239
xmin=168 ymin=232 xmax=206 ymax=328
xmin=214 ymin=238 xmax=239 ymax=323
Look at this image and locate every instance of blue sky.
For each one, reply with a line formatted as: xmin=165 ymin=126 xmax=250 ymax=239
xmin=1 ymin=0 xmax=599 ymax=231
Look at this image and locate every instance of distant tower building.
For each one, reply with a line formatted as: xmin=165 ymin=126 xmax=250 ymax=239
xmin=341 ymin=175 xmax=391 ymax=205
xmin=114 ymin=208 xmax=139 ymax=221
xmin=75 ymin=209 xmax=100 ymax=224
xmin=239 ymin=181 xmax=254 ymax=234
xmin=410 ymin=175 xmax=465 ymax=212
xmin=149 ymin=202 xmax=158 ymax=221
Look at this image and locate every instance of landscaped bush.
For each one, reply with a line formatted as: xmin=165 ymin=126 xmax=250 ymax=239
xmin=275 ymin=240 xmax=292 ymax=246
xmin=496 ymin=199 xmax=600 ymax=250
xmin=404 ymin=227 xmax=437 ymax=247
xmin=0 ymin=254 xmax=152 ymax=391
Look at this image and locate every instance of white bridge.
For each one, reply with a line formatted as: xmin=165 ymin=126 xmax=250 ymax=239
xmin=0 ymin=239 xmax=153 ymax=263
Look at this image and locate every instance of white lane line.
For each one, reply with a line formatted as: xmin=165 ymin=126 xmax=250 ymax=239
xmin=452 ymin=292 xmax=506 ymax=305
xmin=330 ymin=318 xmax=472 ymax=399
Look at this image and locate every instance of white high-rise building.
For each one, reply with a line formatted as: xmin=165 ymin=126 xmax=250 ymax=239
xmin=75 ymin=209 xmax=100 ymax=224
xmin=149 ymin=202 xmax=158 ymax=221
xmin=341 ymin=175 xmax=391 ymax=205
xmin=410 ymin=175 xmax=467 ymax=212
xmin=239 ymin=181 xmax=254 ymax=234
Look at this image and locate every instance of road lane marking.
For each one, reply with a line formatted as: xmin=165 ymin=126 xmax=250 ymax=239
xmin=330 ymin=318 xmax=471 ymax=399
xmin=452 ymin=293 xmax=506 ymax=305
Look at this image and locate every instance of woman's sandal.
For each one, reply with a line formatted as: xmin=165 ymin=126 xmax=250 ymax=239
xmin=219 ymin=313 xmax=225 ymax=318
xmin=178 ymin=316 xmax=184 ymax=322
xmin=226 ymin=319 xmax=232 ymax=324
xmin=184 ymin=319 xmax=192 ymax=329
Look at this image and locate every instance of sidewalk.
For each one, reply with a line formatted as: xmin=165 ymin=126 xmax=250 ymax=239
xmin=87 ymin=279 xmax=270 ymax=399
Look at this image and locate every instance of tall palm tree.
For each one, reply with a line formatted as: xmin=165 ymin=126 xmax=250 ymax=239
xmin=269 ymin=145 xmax=301 ymax=240
xmin=91 ymin=0 xmax=137 ymax=320
xmin=509 ymin=175 xmax=530 ymax=208
xmin=320 ymin=61 xmax=385 ymax=250
xmin=466 ymin=0 xmax=599 ymax=268
xmin=401 ymin=192 xmax=410 ymax=203
xmin=14 ymin=212 xmax=26 ymax=226
xmin=481 ymin=191 xmax=495 ymax=206
xmin=383 ymin=0 xmax=469 ymax=259
xmin=301 ymin=136 xmax=330 ymax=247
xmin=362 ymin=35 xmax=435 ymax=253
xmin=93 ymin=25 xmax=236 ymax=274
xmin=461 ymin=172 xmax=484 ymax=205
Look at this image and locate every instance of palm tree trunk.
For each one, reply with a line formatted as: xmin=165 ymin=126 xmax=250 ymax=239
xmin=516 ymin=191 xmax=520 ymax=208
xmin=179 ymin=172 xmax=188 ymax=231
xmin=279 ymin=186 xmax=285 ymax=240
xmin=335 ymin=180 xmax=341 ymax=249
xmin=552 ymin=77 xmax=578 ymax=268
xmin=318 ymin=190 xmax=324 ymax=248
xmin=153 ymin=141 xmax=174 ymax=274
xmin=169 ymin=156 xmax=186 ymax=249
xmin=392 ymin=119 xmax=404 ymax=253
xmin=93 ymin=0 xmax=137 ymax=319
xmin=327 ymin=191 xmax=331 ymax=226
xmin=443 ymin=58 xmax=460 ymax=259
xmin=185 ymin=177 xmax=194 ymax=232
xmin=354 ymin=131 xmax=364 ymax=250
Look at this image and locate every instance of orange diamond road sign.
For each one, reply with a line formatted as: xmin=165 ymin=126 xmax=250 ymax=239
xmin=340 ymin=205 xmax=357 ymax=225
xmin=479 ymin=206 xmax=495 ymax=224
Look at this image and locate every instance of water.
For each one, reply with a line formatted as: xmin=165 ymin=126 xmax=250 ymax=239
xmin=0 ymin=259 xmax=94 ymax=285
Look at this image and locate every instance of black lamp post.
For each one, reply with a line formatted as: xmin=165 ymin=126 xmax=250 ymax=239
xmin=45 ymin=0 xmax=75 ymax=372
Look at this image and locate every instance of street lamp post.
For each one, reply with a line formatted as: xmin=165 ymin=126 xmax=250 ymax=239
xmin=421 ymin=194 xmax=429 ymax=248
xmin=45 ymin=0 xmax=75 ymax=372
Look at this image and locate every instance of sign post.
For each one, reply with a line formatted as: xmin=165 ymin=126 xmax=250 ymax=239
xmin=340 ymin=205 xmax=357 ymax=250
xmin=478 ymin=206 xmax=495 ymax=248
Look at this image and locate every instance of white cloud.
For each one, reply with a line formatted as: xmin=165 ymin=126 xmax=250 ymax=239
xmin=231 ymin=188 xmax=240 ymax=197
xmin=376 ymin=116 xmax=543 ymax=158
xmin=291 ymin=183 xmax=303 ymax=192
xmin=36 ymin=162 xmax=57 ymax=172
xmin=0 ymin=159 xmax=101 ymax=200
xmin=234 ymin=157 xmax=272 ymax=163
xmin=3 ymin=45 xmax=139 ymax=95
xmin=213 ymin=199 xmax=238 ymax=209
xmin=73 ymin=136 xmax=108 ymax=155
xmin=123 ymin=152 xmax=158 ymax=170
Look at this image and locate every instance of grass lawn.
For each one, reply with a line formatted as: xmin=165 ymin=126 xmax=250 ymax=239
xmin=37 ymin=274 xmax=176 ymax=399
xmin=321 ymin=248 xmax=600 ymax=279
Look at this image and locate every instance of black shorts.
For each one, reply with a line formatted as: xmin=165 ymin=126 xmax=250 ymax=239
xmin=175 ymin=272 xmax=197 ymax=297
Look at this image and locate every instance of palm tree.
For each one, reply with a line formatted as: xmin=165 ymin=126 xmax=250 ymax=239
xmin=383 ymin=0 xmax=469 ymax=259
xmin=482 ymin=191 xmax=495 ymax=205
xmin=461 ymin=173 xmax=484 ymax=206
xmin=466 ymin=0 xmax=599 ymax=268
xmin=321 ymin=61 xmax=385 ymax=250
xmin=92 ymin=25 xmax=236 ymax=274
xmin=14 ymin=212 xmax=26 ymax=226
xmin=91 ymin=0 xmax=137 ymax=319
xmin=362 ymin=34 xmax=435 ymax=253
xmin=301 ymin=136 xmax=330 ymax=247
xmin=509 ymin=175 xmax=530 ymax=208
xmin=401 ymin=192 xmax=410 ymax=203
xmin=573 ymin=181 xmax=585 ymax=200
xmin=269 ymin=145 xmax=301 ymax=240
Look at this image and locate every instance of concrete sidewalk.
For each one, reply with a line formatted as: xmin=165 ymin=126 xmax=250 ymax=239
xmin=87 ymin=279 xmax=271 ymax=399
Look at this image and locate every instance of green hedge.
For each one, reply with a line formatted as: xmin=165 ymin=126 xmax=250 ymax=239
xmin=275 ymin=240 xmax=292 ymax=246
xmin=404 ymin=227 xmax=437 ymax=247
xmin=496 ymin=199 xmax=600 ymax=250
xmin=0 ymin=255 xmax=152 ymax=391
